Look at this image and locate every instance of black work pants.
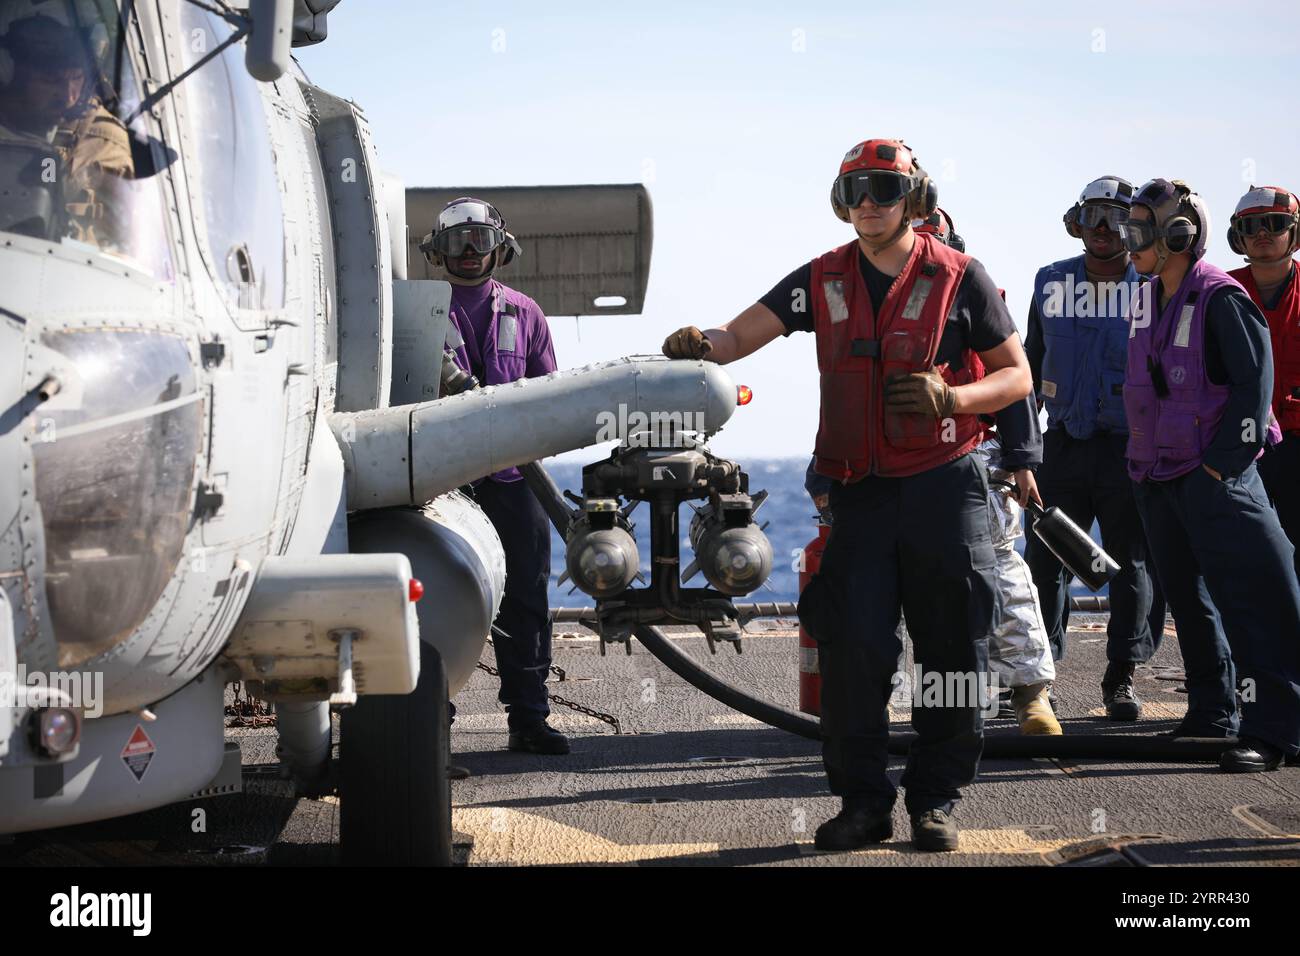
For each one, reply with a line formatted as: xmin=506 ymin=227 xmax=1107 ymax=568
xmin=1025 ymin=429 xmax=1163 ymax=664
xmin=1134 ymin=463 xmax=1300 ymax=752
xmin=799 ymin=454 xmax=996 ymax=816
xmin=471 ymin=478 xmax=553 ymax=731
xmin=1258 ymin=432 xmax=1300 ymax=586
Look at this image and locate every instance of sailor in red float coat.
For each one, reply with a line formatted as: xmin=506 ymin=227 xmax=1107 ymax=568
xmin=1226 ymin=184 xmax=1300 ymax=580
xmin=661 ymin=139 xmax=1033 ymax=853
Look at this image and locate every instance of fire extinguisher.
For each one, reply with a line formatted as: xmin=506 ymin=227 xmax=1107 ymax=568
xmin=798 ymin=518 xmax=831 ymax=716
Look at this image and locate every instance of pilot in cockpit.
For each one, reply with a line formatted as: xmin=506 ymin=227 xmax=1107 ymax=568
xmin=0 ymin=13 xmax=132 ymax=245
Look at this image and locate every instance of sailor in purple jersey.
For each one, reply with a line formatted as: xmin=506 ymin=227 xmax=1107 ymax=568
xmin=422 ymin=197 xmax=567 ymax=756
xmin=1119 ymin=179 xmax=1300 ymax=772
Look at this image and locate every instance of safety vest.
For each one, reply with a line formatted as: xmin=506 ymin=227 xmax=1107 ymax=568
xmin=1124 ymin=259 xmax=1241 ymax=482
xmin=810 ymin=234 xmax=985 ymax=481
xmin=1032 ymin=255 xmax=1140 ymax=438
xmin=1229 ymin=262 xmax=1300 ymax=435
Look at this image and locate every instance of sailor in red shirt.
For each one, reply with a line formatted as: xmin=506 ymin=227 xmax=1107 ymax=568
xmin=661 ymin=139 xmax=1033 ymax=852
xmin=1226 ymin=185 xmax=1300 ymax=581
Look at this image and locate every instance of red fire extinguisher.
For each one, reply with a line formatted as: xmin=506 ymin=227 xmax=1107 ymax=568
xmin=798 ymin=519 xmax=831 ymax=716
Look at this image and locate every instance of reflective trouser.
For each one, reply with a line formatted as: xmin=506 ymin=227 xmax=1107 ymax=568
xmin=799 ymin=454 xmax=996 ymax=816
xmin=1258 ymin=433 xmax=1300 ymax=586
xmin=1025 ymin=429 xmax=1163 ymax=664
xmin=471 ymin=477 xmax=553 ymax=732
xmin=973 ymin=440 xmax=1056 ymax=689
xmin=1133 ymin=463 xmax=1300 ymax=753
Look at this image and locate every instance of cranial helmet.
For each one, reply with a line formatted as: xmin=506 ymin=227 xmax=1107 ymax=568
xmin=829 ymin=138 xmax=937 ymax=228
xmin=1227 ymin=185 xmax=1299 ymax=262
xmin=418 ymin=196 xmax=521 ymax=272
xmin=1063 ymin=175 xmax=1134 ymax=239
xmin=1124 ymin=179 xmax=1211 ymax=272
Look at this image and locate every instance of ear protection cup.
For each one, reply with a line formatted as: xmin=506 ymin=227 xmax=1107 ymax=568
xmin=499 ymin=232 xmax=521 ymax=266
xmin=1160 ymin=216 xmax=1195 ymax=254
xmin=1227 ymin=225 xmax=1246 ymax=256
xmin=1063 ymin=205 xmax=1082 ymax=239
xmin=909 ymin=176 xmax=937 ymax=220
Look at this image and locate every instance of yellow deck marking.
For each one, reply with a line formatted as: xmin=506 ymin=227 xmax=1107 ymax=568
xmin=456 ymin=808 xmax=1084 ymax=865
xmin=456 ymin=807 xmax=718 ymax=864
xmin=798 ymin=827 xmax=1079 ymax=859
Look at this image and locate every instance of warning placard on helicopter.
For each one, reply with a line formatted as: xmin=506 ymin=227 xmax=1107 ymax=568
xmin=120 ymin=725 xmax=156 ymax=783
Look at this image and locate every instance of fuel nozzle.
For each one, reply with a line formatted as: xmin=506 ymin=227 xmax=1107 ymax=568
xmin=991 ymin=479 xmax=1119 ymax=591
xmin=440 ymin=346 xmax=479 ymax=396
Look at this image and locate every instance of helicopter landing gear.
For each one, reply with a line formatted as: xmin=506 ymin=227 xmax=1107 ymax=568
xmin=338 ymin=641 xmax=451 ymax=866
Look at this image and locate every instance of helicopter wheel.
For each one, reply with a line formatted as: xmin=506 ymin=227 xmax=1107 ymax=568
xmin=339 ymin=640 xmax=452 ymax=866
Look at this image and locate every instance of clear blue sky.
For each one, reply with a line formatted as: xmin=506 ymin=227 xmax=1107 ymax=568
xmin=297 ymin=0 xmax=1300 ymax=460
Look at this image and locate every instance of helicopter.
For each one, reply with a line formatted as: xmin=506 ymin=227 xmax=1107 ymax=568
xmin=0 ymin=0 xmax=759 ymax=864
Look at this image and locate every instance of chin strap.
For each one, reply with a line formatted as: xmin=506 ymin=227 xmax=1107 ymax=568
xmin=1088 ymin=246 xmax=1128 ymax=263
xmin=859 ymin=220 xmax=911 ymax=254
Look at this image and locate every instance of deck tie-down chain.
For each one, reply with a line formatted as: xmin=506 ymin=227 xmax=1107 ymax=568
xmin=478 ymin=638 xmax=621 ymax=733
xmin=224 ymin=681 xmax=276 ymax=728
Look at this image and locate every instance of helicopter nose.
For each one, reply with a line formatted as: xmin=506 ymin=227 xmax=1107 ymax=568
xmin=12 ymin=327 xmax=205 ymax=668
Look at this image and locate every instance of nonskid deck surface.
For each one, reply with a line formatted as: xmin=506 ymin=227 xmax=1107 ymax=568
xmin=5 ymin=615 xmax=1299 ymax=866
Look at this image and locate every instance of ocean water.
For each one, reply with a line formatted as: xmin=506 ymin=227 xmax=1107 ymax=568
xmin=543 ymin=456 xmax=1105 ymax=608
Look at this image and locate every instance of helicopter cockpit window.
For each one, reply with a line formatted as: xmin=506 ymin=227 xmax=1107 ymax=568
xmin=31 ymin=328 xmax=202 ymax=668
xmin=0 ymin=1 xmax=172 ymax=278
xmin=178 ymin=5 xmax=285 ymax=310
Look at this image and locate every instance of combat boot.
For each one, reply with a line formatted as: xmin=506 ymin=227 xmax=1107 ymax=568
xmin=507 ymin=721 xmax=571 ymax=755
xmin=1219 ymin=738 xmax=1285 ymax=773
xmin=1101 ymin=661 xmax=1142 ymax=721
xmin=813 ymin=806 xmax=893 ymax=851
xmin=910 ymin=809 xmax=959 ymax=852
xmin=1012 ymin=681 xmax=1062 ymax=735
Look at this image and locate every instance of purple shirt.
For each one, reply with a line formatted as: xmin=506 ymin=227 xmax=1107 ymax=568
xmin=447 ymin=278 xmax=558 ymax=483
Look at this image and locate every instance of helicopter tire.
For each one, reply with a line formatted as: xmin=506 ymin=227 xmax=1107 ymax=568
xmin=339 ymin=641 xmax=452 ymax=866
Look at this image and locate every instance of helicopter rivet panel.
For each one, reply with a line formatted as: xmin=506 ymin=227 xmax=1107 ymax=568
xmin=1 ymin=315 xmax=59 ymax=690
xmin=303 ymin=83 xmax=392 ymax=414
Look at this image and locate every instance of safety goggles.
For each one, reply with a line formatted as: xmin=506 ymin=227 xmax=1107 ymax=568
xmin=1077 ymin=202 xmax=1129 ymax=231
xmin=1232 ymin=213 xmax=1295 ymax=238
xmin=1118 ymin=218 xmax=1159 ymax=253
xmin=833 ymin=170 xmax=917 ymax=209
xmin=429 ymin=223 xmax=505 ymax=258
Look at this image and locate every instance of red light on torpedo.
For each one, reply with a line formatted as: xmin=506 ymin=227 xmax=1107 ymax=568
xmin=737 ymin=385 xmax=753 ymax=406
xmin=409 ymin=578 xmax=425 ymax=602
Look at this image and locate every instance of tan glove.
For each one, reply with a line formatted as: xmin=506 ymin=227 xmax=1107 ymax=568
xmin=884 ymin=369 xmax=957 ymax=419
xmin=662 ymin=326 xmax=713 ymax=360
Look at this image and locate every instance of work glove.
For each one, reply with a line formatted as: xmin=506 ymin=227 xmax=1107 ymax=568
xmin=884 ymin=369 xmax=956 ymax=419
xmin=662 ymin=326 xmax=713 ymax=360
